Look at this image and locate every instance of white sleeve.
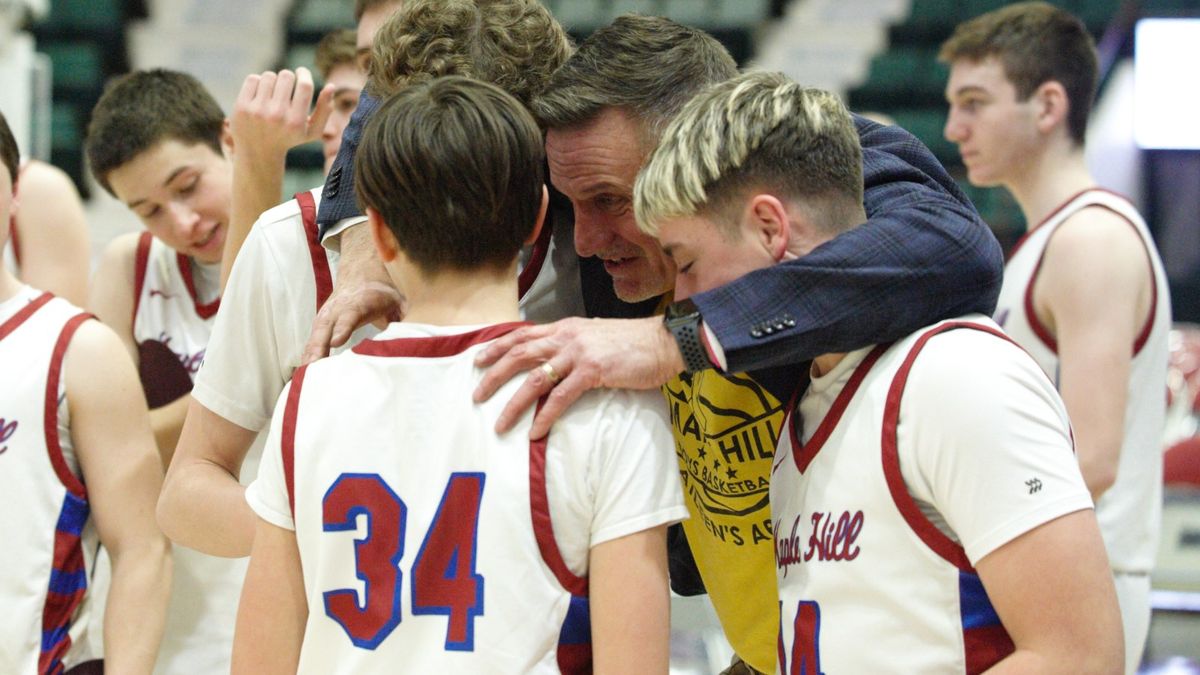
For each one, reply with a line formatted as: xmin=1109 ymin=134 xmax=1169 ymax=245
xmin=544 ymin=389 xmax=688 ymax=576
xmin=900 ymin=330 xmax=1093 ymax=565
xmin=318 ymin=215 xmax=368 ymax=253
xmin=245 ymin=382 xmax=296 ymax=531
xmin=192 ymin=220 xmax=299 ymax=432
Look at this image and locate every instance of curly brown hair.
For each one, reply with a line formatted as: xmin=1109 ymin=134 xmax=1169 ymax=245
xmin=366 ymin=0 xmax=572 ymax=111
xmin=314 ymin=29 xmax=358 ymax=80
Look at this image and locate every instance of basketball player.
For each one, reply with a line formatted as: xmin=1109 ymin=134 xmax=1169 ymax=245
xmin=2 ymin=158 xmax=90 ymax=306
xmin=0 ymin=110 xmax=170 ymax=675
xmin=635 ymin=70 xmax=1123 ymax=673
xmin=84 ymin=70 xmax=241 ymax=675
xmin=233 ymin=76 xmax=685 ymax=674
xmin=941 ymin=5 xmax=1168 ymax=671
xmin=160 ymin=0 xmax=578 ymax=558
xmin=314 ymin=29 xmax=368 ymax=175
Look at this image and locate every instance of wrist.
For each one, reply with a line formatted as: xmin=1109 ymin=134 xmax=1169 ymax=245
xmin=662 ymin=298 xmax=716 ymax=373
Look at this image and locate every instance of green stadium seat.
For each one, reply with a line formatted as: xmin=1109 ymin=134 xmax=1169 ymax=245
xmin=288 ymin=0 xmax=354 ymax=42
xmin=40 ymin=42 xmax=104 ymax=101
xmin=849 ymin=48 xmax=948 ymax=109
xmin=890 ymin=107 xmax=958 ymax=166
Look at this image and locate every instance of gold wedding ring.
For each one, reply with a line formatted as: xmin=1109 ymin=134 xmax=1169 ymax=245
xmin=539 ymin=362 xmax=561 ymax=385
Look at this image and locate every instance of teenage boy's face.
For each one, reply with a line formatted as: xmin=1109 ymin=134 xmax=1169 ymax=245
xmin=107 ymin=140 xmax=232 ymax=264
xmin=654 ymin=208 xmax=777 ymax=302
xmin=322 ymin=63 xmax=368 ymax=174
xmin=943 ymin=56 xmax=1041 ymax=188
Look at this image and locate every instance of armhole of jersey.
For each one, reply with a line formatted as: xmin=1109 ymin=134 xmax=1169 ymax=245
xmin=879 ymin=321 xmax=1015 ymax=573
xmin=1024 ymin=199 xmax=1159 ymax=357
xmin=528 ymin=397 xmax=588 ymax=596
xmin=296 ymin=191 xmax=333 ymax=312
xmin=132 ymin=231 xmax=153 ymax=333
xmin=282 ymin=363 xmax=309 ymax=519
xmin=517 ymin=218 xmax=554 ymax=300
xmin=45 ymin=312 xmax=94 ymax=498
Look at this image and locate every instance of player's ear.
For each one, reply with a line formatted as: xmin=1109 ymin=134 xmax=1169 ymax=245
xmin=746 ymin=194 xmax=790 ymax=263
xmin=220 ymin=118 xmax=235 ymax=158
xmin=367 ymin=207 xmax=399 ymax=263
xmin=524 ymin=185 xmax=549 ymax=246
xmin=1034 ymin=80 xmax=1069 ymax=136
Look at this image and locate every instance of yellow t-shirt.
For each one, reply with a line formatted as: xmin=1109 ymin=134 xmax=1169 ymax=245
xmin=664 ymin=369 xmax=789 ymax=674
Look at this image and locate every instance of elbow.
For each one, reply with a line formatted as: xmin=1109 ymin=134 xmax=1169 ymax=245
xmin=1081 ymin=452 xmax=1120 ymax=502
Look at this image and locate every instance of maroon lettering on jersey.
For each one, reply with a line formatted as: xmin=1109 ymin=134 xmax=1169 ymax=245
xmin=0 ymin=417 xmax=17 ymax=454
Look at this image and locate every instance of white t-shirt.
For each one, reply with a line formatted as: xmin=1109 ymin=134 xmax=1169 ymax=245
xmin=246 ymin=321 xmax=687 ymax=674
xmin=774 ymin=317 xmax=1093 ymax=674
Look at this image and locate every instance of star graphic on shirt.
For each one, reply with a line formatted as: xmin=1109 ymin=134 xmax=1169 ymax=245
xmin=726 ymin=466 xmax=738 ymax=480
xmin=712 ymin=458 xmax=720 ymax=470
xmin=697 ymin=447 xmax=707 ymax=460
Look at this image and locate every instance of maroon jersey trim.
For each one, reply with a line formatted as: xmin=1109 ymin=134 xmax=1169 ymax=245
xmin=0 ymin=290 xmax=53 ymax=341
xmin=45 ymin=312 xmax=94 ymax=497
xmin=282 ymin=363 xmax=309 ymax=518
xmin=529 ymin=397 xmax=588 ymax=596
xmin=353 ymin=322 xmax=529 ymax=358
xmin=296 ymin=191 xmax=333 ymax=312
xmin=132 ymin=231 xmax=153 ymax=331
xmin=175 ymin=251 xmax=221 ymax=320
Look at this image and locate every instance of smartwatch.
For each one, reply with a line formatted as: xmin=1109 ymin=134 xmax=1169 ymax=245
xmin=663 ymin=298 xmax=713 ymax=373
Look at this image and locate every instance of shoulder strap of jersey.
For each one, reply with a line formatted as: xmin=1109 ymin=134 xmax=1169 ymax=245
xmin=296 ymin=191 xmax=333 ymax=312
xmin=0 ymin=290 xmax=53 ymax=342
xmin=881 ymin=320 xmax=1015 ymax=571
xmin=529 ymin=396 xmax=588 ymax=596
xmin=282 ymin=362 xmax=310 ymax=518
xmin=44 ymin=311 xmax=95 ymax=497
xmin=132 ymin=231 xmax=154 ymax=331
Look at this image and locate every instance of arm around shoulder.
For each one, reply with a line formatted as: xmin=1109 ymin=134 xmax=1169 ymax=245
xmin=66 ymin=319 xmax=171 ymax=674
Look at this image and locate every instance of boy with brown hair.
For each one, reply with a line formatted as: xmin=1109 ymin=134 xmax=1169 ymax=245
xmin=942 ymin=5 xmax=1169 ymax=671
xmin=233 ymin=76 xmax=684 ymax=674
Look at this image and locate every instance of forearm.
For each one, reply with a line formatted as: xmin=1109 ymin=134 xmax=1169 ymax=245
xmin=103 ymin=539 xmax=172 ymax=674
xmin=159 ymin=460 xmax=256 ymax=556
xmin=149 ymin=394 xmax=191 ymax=467
xmin=696 ymin=199 xmax=1002 ymax=372
xmin=223 ymin=150 xmax=287 ymax=289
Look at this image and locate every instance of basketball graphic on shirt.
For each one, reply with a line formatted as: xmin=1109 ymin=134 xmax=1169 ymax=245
xmin=664 ymin=371 xmax=783 ymax=531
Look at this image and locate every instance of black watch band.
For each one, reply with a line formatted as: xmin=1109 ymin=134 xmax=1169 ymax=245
xmin=663 ymin=299 xmax=713 ymax=373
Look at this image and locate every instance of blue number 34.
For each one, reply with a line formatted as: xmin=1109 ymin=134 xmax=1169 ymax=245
xmin=321 ymin=472 xmax=486 ymax=651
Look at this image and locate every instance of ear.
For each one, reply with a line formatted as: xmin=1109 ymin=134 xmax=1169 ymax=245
xmin=745 ymin=194 xmax=791 ymax=263
xmin=367 ymin=207 xmax=400 ymax=263
xmin=524 ymin=185 xmax=549 ymax=246
xmin=1033 ymin=80 xmax=1069 ymax=136
xmin=220 ymin=118 xmax=235 ymax=157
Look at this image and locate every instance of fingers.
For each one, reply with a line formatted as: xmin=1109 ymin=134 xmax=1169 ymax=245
xmin=529 ymin=375 xmax=586 ymax=439
xmin=235 ymin=73 xmax=261 ymax=110
xmin=474 ymin=324 xmax=550 ymax=367
xmin=308 ymin=81 xmax=336 ymax=138
xmin=473 ymin=329 xmax=553 ymax=403
xmin=301 ymin=308 xmax=336 ymax=365
xmin=492 ymin=360 xmax=561 ymax=434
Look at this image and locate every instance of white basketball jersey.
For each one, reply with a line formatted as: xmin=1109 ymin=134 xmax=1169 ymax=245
xmin=995 ymin=189 xmax=1169 ymax=573
xmin=131 ymin=232 xmax=218 ymax=388
xmin=0 ymin=289 xmax=100 ymax=675
xmin=772 ymin=319 xmax=1068 ymax=675
xmin=518 ymin=216 xmax=585 ymax=323
xmin=280 ymin=323 xmax=593 ymax=674
xmin=127 ymin=232 xmax=253 ymax=674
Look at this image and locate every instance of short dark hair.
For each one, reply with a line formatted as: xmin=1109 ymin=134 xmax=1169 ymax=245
xmin=86 ymin=69 xmax=225 ymax=195
xmin=0 ymin=110 xmax=18 ymax=185
xmin=366 ymin=0 xmax=572 ymax=111
xmin=354 ymin=0 xmax=398 ymax=22
xmin=939 ymin=1 xmax=1097 ymax=145
xmin=355 ymin=76 xmax=544 ymax=276
xmin=315 ymin=28 xmax=358 ymax=80
xmin=532 ymin=14 xmax=737 ymax=144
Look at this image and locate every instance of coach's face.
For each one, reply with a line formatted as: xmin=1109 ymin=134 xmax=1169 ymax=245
xmin=546 ymin=108 xmax=675 ymax=303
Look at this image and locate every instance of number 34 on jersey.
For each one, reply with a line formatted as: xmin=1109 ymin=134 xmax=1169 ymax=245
xmin=321 ymin=472 xmax=486 ymax=652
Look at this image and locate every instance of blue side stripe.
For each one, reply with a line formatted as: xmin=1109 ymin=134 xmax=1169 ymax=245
xmin=47 ymin=568 xmax=88 ymax=595
xmin=959 ymin=572 xmax=1001 ymax=629
xmin=41 ymin=624 xmax=69 ymax=652
xmin=558 ymin=595 xmax=591 ymax=646
xmin=55 ymin=493 xmax=89 ymax=537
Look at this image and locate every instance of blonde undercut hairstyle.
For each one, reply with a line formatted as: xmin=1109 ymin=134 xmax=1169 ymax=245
xmin=366 ymin=0 xmax=572 ymax=110
xmin=634 ymin=71 xmax=863 ymax=238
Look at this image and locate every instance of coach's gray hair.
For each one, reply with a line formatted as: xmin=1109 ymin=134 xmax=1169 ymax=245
xmin=634 ymin=72 xmax=863 ymax=238
xmin=531 ymin=14 xmax=737 ymax=145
